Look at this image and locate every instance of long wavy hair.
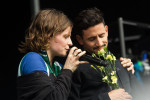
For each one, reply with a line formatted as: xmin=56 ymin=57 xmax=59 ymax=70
xmin=18 ymin=9 xmax=73 ymax=53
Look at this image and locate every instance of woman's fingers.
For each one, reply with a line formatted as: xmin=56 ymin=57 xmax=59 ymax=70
xmin=68 ymin=46 xmax=86 ymax=59
xmin=120 ymin=58 xmax=131 ymax=65
xmin=73 ymin=49 xmax=82 ymax=56
xmin=64 ymin=46 xmax=87 ymax=72
xmin=79 ymin=61 xmax=89 ymax=64
xmin=127 ymin=64 xmax=135 ymax=74
xmin=76 ymin=50 xmax=86 ymax=58
xmin=120 ymin=57 xmax=135 ymax=74
xmin=69 ymin=46 xmax=78 ymax=55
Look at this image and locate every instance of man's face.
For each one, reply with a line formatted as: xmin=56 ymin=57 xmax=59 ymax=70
xmin=76 ymin=23 xmax=108 ymax=54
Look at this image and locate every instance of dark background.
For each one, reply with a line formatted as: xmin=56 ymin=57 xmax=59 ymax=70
xmin=2 ymin=0 xmax=150 ymax=99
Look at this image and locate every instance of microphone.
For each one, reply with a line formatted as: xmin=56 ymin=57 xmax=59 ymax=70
xmin=67 ymin=48 xmax=108 ymax=66
xmin=79 ymin=54 xmax=108 ymax=67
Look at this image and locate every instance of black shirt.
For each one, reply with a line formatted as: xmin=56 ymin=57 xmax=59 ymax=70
xmin=17 ymin=69 xmax=72 ymax=100
xmin=68 ymin=60 xmax=140 ymax=100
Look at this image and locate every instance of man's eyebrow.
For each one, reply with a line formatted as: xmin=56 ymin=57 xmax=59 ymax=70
xmin=99 ymin=33 xmax=105 ymax=35
xmin=87 ymin=36 xmax=96 ymax=40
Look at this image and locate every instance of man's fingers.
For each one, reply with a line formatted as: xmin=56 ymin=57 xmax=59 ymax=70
xmin=125 ymin=93 xmax=132 ymax=99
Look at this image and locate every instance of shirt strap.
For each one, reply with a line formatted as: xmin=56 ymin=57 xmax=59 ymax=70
xmin=40 ymin=50 xmax=62 ymax=76
xmin=17 ymin=56 xmax=25 ymax=77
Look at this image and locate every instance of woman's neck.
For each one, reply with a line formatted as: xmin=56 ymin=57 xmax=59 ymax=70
xmin=46 ymin=49 xmax=54 ymax=67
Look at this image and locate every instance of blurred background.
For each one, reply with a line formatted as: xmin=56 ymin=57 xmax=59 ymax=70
xmin=2 ymin=0 xmax=150 ymax=99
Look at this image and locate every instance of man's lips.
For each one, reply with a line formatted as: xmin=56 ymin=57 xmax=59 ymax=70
xmin=93 ymin=44 xmax=107 ymax=51
xmin=94 ymin=47 xmax=104 ymax=51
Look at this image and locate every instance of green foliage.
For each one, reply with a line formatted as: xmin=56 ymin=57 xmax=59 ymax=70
xmin=91 ymin=47 xmax=119 ymax=90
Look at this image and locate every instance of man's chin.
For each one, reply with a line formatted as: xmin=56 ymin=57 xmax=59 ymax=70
xmin=93 ymin=50 xmax=99 ymax=54
xmin=98 ymin=47 xmax=104 ymax=51
xmin=95 ymin=47 xmax=104 ymax=52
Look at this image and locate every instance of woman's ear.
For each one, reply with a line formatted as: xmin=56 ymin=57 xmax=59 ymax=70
xmin=76 ymin=35 xmax=83 ymax=45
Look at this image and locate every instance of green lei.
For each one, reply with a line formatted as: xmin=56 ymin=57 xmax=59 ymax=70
xmin=40 ymin=51 xmax=61 ymax=76
xmin=91 ymin=47 xmax=119 ymax=90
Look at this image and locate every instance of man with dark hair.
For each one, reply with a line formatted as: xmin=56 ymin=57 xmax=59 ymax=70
xmin=68 ymin=7 xmax=140 ymax=100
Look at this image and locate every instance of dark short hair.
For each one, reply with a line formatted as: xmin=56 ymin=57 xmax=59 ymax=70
xmin=73 ymin=7 xmax=105 ymax=37
xmin=71 ymin=7 xmax=105 ymax=49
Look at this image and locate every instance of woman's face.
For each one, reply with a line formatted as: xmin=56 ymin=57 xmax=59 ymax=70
xmin=49 ymin=26 xmax=73 ymax=57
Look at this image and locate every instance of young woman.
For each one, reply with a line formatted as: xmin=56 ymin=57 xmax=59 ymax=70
xmin=17 ymin=9 xmax=87 ymax=100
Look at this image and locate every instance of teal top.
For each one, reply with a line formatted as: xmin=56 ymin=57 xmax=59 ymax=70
xmin=18 ymin=51 xmax=62 ymax=77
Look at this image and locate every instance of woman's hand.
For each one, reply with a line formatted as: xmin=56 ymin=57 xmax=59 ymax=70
xmin=63 ymin=47 xmax=88 ymax=72
xmin=120 ymin=57 xmax=135 ymax=74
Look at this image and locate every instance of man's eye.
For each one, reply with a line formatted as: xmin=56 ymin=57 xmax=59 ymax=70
xmin=88 ymin=37 xmax=95 ymax=41
xmin=99 ymin=34 xmax=105 ymax=38
xmin=99 ymin=36 xmax=104 ymax=38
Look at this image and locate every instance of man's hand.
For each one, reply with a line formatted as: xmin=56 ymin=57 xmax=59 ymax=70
xmin=108 ymin=88 xmax=132 ymax=100
xmin=120 ymin=57 xmax=135 ymax=74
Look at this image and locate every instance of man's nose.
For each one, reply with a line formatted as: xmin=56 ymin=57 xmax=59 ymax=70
xmin=96 ymin=37 xmax=103 ymax=46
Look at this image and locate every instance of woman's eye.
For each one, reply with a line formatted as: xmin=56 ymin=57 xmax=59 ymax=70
xmin=64 ymin=35 xmax=69 ymax=39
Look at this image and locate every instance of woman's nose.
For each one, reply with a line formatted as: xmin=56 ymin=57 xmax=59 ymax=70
xmin=68 ymin=38 xmax=73 ymax=46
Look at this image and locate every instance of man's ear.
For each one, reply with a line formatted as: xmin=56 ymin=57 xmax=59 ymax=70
xmin=105 ymin=25 xmax=108 ymax=32
xmin=76 ymin=35 xmax=83 ymax=45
